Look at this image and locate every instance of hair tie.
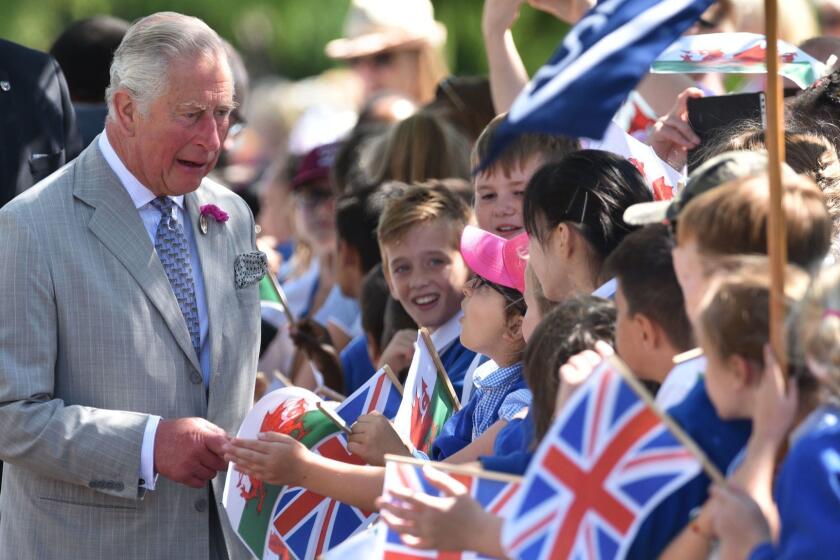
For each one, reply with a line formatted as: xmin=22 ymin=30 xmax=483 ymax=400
xmin=823 ymin=309 xmax=840 ymax=320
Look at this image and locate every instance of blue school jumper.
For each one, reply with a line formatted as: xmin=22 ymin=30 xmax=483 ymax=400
xmin=480 ymin=410 xmax=535 ymax=475
xmin=626 ymin=379 xmax=752 ymax=559
xmin=749 ymin=405 xmax=840 ymax=560
xmin=430 ymin=363 xmax=529 ymax=461
xmin=438 ymin=339 xmax=478 ymax=400
xmin=340 ymin=334 xmax=376 ymax=394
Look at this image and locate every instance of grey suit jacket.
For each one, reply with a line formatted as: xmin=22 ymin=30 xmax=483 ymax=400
xmin=0 ymin=138 xmax=260 ymax=559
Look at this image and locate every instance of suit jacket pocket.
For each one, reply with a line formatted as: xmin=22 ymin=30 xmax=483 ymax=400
xmin=234 ymin=250 xmax=267 ymax=290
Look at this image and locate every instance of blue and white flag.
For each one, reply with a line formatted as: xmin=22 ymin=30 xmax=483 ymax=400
xmin=482 ymin=0 xmax=714 ymax=168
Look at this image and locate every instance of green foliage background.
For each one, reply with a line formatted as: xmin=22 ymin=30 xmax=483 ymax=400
xmin=0 ymin=0 xmax=568 ymax=81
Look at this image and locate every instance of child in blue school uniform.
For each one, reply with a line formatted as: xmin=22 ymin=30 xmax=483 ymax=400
xmin=376 ymin=293 xmax=616 ymax=558
xmin=225 ymin=185 xmax=532 ymax=512
xmin=706 ymin=264 xmax=840 ymax=559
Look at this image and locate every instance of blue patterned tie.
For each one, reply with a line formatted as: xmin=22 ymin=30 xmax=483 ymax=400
xmin=150 ymin=197 xmax=201 ymax=358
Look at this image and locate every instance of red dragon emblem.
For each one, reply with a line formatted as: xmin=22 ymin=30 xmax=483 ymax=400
xmin=236 ymin=398 xmax=312 ymax=513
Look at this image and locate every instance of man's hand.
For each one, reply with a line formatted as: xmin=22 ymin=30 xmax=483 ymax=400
xmin=154 ymin=417 xmax=231 ymax=489
xmin=377 ymin=329 xmax=416 ymax=373
xmin=348 ymin=412 xmax=412 ymax=466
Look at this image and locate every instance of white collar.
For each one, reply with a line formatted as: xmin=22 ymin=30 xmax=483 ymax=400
xmin=429 ymin=310 xmax=464 ymax=352
xmin=592 ymin=277 xmax=617 ymax=299
xmin=98 ymin=130 xmax=185 ymax=210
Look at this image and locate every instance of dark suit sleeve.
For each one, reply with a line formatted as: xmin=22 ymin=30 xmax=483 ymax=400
xmin=52 ymin=56 xmax=82 ymax=161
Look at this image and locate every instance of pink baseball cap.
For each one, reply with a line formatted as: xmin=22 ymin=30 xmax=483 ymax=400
xmin=460 ymin=225 xmax=529 ymax=293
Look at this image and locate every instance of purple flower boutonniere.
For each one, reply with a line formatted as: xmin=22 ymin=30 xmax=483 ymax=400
xmin=199 ymin=204 xmax=229 ymax=234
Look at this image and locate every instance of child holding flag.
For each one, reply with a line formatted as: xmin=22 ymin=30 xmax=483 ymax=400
xmin=709 ymin=264 xmax=840 ymax=559
xmin=376 ymin=294 xmax=617 ymax=557
xmin=224 ymin=185 xmax=531 ymax=511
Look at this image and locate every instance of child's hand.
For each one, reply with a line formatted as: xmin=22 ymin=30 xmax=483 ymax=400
xmin=348 ymin=412 xmax=412 ymax=466
xmin=527 ymin=0 xmax=595 ymax=23
xmin=708 ymin=484 xmax=771 ymax=559
xmin=224 ymin=432 xmax=310 ymax=487
xmin=377 ymin=465 xmax=487 ymax=552
xmin=377 ymin=329 xmax=417 ymax=373
xmin=555 ymin=341 xmax=614 ymax=414
xmin=753 ymin=344 xmax=798 ymax=447
xmin=482 ymin=0 xmax=526 ymax=38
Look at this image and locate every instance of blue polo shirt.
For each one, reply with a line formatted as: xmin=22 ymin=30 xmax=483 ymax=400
xmin=749 ymin=405 xmax=840 ymax=559
xmin=626 ymin=379 xmax=752 ymax=559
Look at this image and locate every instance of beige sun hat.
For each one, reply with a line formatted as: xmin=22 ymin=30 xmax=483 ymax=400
xmin=325 ymin=0 xmax=447 ymax=60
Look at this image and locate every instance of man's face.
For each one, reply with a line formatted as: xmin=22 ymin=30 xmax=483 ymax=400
xmin=384 ymin=220 xmax=469 ymax=330
xmin=473 ymin=156 xmax=542 ymax=239
xmin=130 ymin=54 xmax=234 ymax=196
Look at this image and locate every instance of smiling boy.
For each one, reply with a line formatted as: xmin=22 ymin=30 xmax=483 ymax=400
xmin=471 ymin=113 xmax=578 ymax=240
xmin=376 ymin=183 xmax=475 ymax=397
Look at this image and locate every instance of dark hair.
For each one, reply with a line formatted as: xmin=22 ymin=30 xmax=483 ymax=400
xmin=360 ymin=265 xmax=390 ymax=356
xmin=473 ymin=113 xmax=579 ymax=178
xmin=423 ymin=75 xmax=496 ymax=143
xmin=604 ymin=225 xmax=694 ymax=352
xmin=469 ymin=275 xmax=527 ymax=322
xmin=381 ymin=296 xmax=419 ymax=381
xmin=523 ymin=150 xmax=653 ymax=261
xmin=523 ymin=295 xmax=616 ymax=443
xmin=332 ymin=123 xmax=388 ymax=194
xmin=50 ymin=16 xmax=129 ymax=103
xmin=336 ymin=186 xmax=385 ymax=273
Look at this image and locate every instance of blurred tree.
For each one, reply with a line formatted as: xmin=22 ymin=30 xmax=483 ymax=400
xmin=0 ymin=0 xmax=567 ymax=81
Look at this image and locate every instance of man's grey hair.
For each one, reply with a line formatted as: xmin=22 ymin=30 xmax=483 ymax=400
xmin=105 ymin=12 xmax=231 ymax=119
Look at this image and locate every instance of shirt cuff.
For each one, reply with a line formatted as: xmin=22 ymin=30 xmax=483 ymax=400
xmin=140 ymin=415 xmax=161 ymax=490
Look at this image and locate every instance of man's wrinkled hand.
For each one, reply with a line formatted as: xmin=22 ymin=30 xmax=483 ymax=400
xmin=154 ymin=417 xmax=231 ymax=489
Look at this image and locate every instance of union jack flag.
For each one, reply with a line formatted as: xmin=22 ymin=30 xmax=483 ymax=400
xmin=225 ymin=367 xmax=403 ymax=560
xmin=380 ymin=457 xmax=522 ymax=560
xmin=501 ymin=357 xmax=701 ymax=560
xmin=268 ymin=368 xmax=403 ymax=559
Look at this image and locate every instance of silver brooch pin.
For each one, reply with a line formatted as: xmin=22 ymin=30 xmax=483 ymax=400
xmin=199 ymin=214 xmax=209 ymax=235
xmin=0 ymin=81 xmax=10 ymax=92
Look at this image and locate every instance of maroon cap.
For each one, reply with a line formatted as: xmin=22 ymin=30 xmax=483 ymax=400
xmin=292 ymin=142 xmax=342 ymax=190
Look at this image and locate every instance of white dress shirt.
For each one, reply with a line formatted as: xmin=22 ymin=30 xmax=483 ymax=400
xmin=98 ymin=131 xmax=211 ymax=491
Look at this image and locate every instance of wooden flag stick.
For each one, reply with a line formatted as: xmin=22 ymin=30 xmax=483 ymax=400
xmin=316 ymin=385 xmax=347 ymax=402
xmin=608 ymin=356 xmax=725 ymax=485
xmin=316 ymin=401 xmax=352 ymax=435
xmin=765 ymin=0 xmax=789 ymax=376
xmin=273 ymin=370 xmax=295 ymax=388
xmin=265 ymin=270 xmax=296 ymax=325
xmin=419 ymin=328 xmax=462 ymax=411
xmin=383 ymin=453 xmax=523 ymax=485
xmin=383 ymin=364 xmax=404 ymax=395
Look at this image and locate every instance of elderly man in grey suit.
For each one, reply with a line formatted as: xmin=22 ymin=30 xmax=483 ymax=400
xmin=0 ymin=12 xmax=263 ymax=559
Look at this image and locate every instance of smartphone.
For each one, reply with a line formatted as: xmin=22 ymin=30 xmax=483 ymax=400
xmin=686 ymin=92 xmax=766 ymax=172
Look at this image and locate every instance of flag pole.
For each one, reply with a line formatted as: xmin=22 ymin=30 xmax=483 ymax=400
xmin=419 ymin=328 xmax=462 ymax=411
xmin=384 ymin=454 xmax=523 ymax=485
xmin=765 ymin=0 xmax=788 ymax=375
xmin=382 ymin=365 xmax=405 ymax=395
xmin=609 ymin=356 xmax=725 ymax=484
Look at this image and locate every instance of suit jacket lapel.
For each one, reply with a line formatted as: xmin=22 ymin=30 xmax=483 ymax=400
xmin=73 ymin=142 xmax=202 ymax=373
xmin=185 ymin=189 xmax=228 ymax=392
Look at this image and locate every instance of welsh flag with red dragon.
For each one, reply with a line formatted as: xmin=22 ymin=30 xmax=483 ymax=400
xmin=222 ymin=366 xmax=402 ymax=559
xmin=391 ymin=330 xmax=458 ymax=455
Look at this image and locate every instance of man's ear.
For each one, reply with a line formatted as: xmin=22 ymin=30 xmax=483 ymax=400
xmin=110 ymin=89 xmax=140 ymax=137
